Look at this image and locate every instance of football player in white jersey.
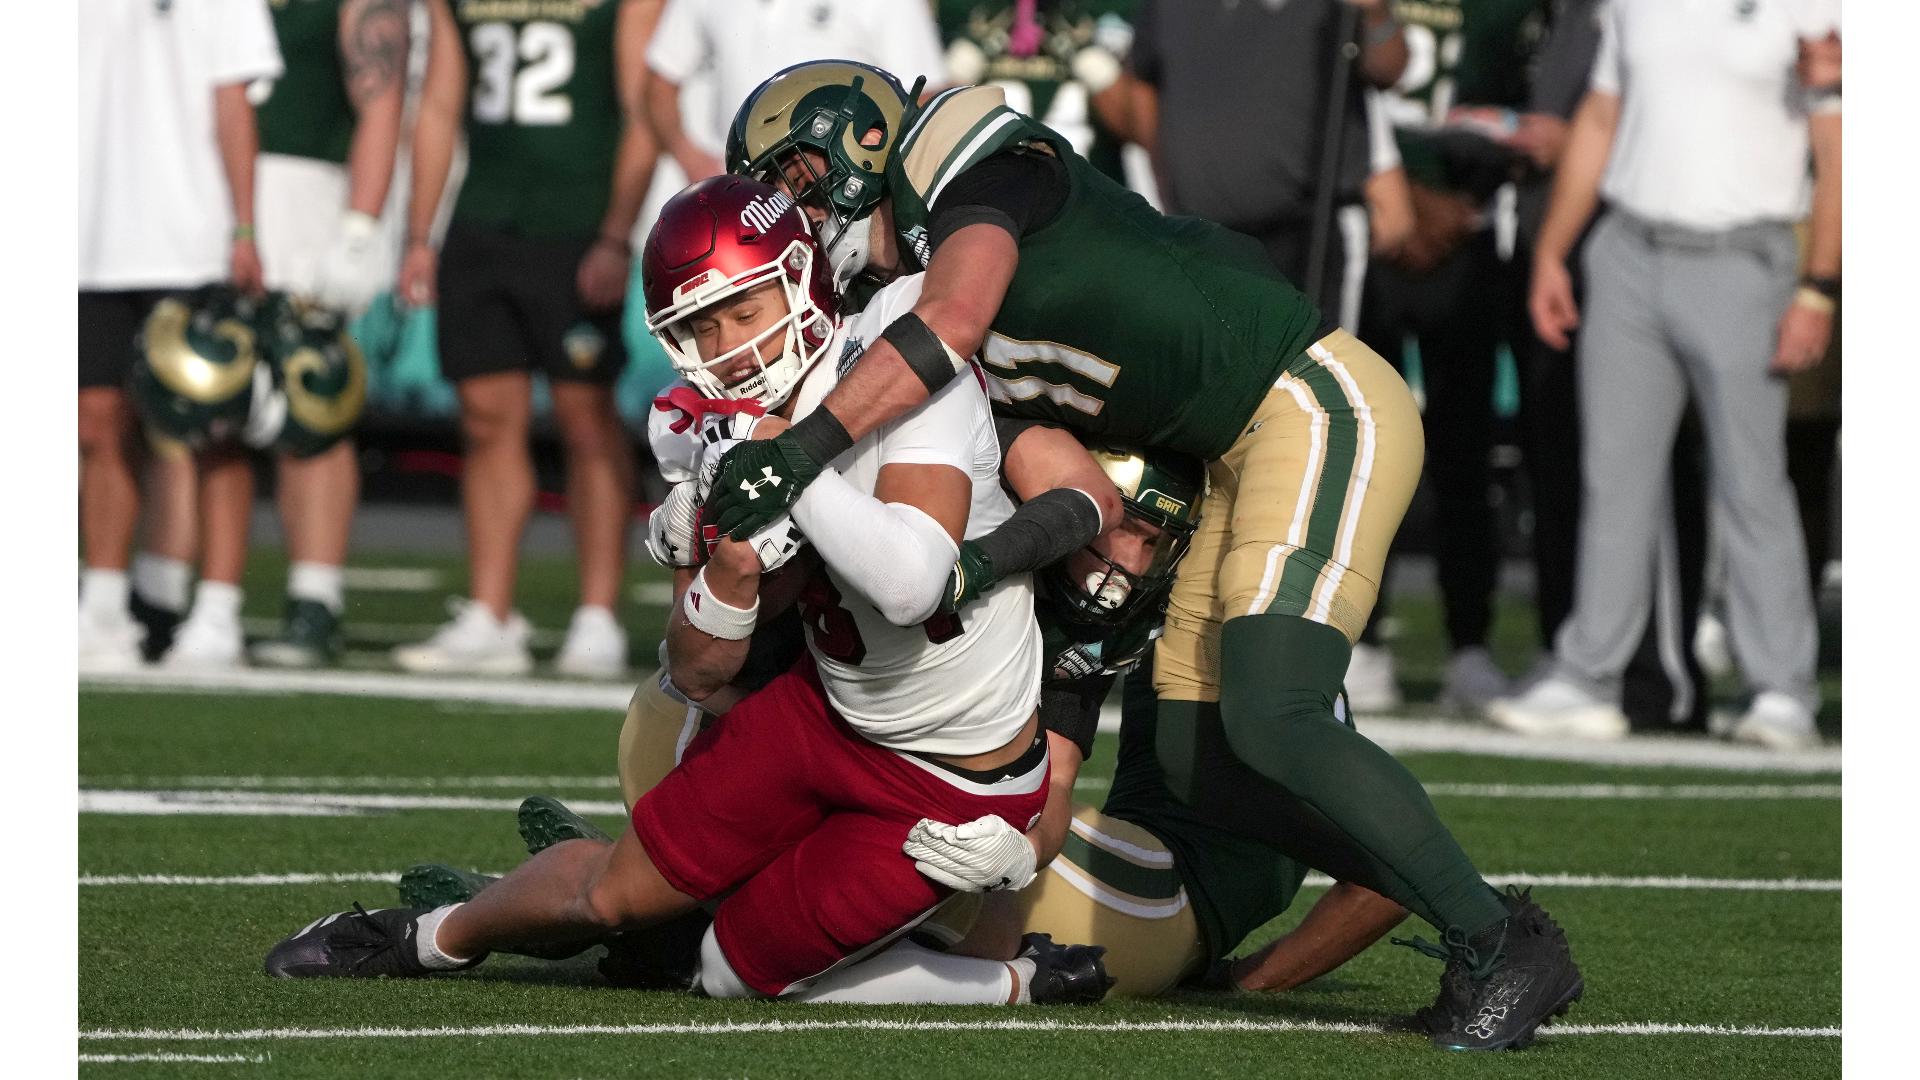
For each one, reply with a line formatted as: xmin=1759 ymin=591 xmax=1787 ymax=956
xmin=264 ymin=177 xmax=1107 ymax=1003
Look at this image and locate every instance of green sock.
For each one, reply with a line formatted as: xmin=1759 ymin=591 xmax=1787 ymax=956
xmin=1172 ymin=613 xmax=1506 ymax=935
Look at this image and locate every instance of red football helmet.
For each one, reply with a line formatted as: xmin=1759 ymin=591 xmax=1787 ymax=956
xmin=641 ymin=176 xmax=840 ymax=408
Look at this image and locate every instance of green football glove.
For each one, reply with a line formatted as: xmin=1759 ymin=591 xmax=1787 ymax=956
xmin=702 ymin=431 xmax=826 ymax=539
xmin=939 ymin=540 xmax=997 ymax=614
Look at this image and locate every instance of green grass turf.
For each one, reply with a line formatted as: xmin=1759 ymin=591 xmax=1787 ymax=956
xmin=79 ymin=688 xmax=1839 ymax=1077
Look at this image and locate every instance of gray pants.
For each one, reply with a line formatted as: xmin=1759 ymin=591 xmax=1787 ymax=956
xmin=1555 ymin=209 xmax=1817 ymax=711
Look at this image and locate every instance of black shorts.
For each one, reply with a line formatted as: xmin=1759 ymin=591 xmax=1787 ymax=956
xmin=79 ymin=289 xmax=174 ymax=389
xmin=435 ymin=222 xmax=629 ymax=385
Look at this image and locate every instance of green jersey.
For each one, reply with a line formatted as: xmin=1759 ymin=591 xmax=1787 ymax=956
xmin=1383 ymin=0 xmax=1550 ymax=192
xmin=451 ymin=0 xmax=622 ymax=237
xmin=1100 ymin=669 xmax=1307 ymax=962
xmin=257 ymin=0 xmax=353 ymax=164
xmin=889 ymin=86 xmax=1330 ymax=462
xmin=935 ymin=1 xmax=1138 ymax=183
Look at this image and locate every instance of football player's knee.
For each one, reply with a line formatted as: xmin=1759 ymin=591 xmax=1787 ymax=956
xmin=458 ymin=398 xmax=529 ymax=448
xmin=1216 ymin=614 xmax=1352 ymax=779
xmin=695 ymin=923 xmax=769 ymax=1000
xmin=77 ymin=395 xmax=131 ymax=454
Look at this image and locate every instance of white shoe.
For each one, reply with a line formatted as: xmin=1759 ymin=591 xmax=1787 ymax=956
xmin=1439 ymin=646 xmax=1512 ymax=713
xmin=78 ymin=606 xmax=145 ymax=674
xmin=392 ymin=599 xmax=533 ymax=676
xmin=1344 ymin=643 xmax=1403 ymax=714
xmin=555 ymin=605 xmax=628 ymax=679
xmin=1485 ymin=674 xmax=1629 ymax=740
xmin=1725 ymin=691 xmax=1820 ymax=751
xmin=1693 ymin=612 xmax=1735 ymax=681
xmin=159 ymin=614 xmax=246 ymax=671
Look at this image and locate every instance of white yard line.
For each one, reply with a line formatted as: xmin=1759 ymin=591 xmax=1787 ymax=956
xmin=339 ymin=567 xmax=442 ymax=592
xmin=82 ymin=668 xmax=636 ymax=710
xmin=75 ymin=869 xmax=1839 ymax=891
xmin=81 ymin=775 xmax=623 ymax=791
xmin=78 ymin=1053 xmax=265 ymax=1064
xmin=1069 ymin=777 xmax=1840 ymax=799
xmin=78 ymin=790 xmax=629 ymax=816
xmin=76 ymin=1018 xmax=1839 ymax=1042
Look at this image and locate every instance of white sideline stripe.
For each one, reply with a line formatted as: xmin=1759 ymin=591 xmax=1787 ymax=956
xmin=630 ymin=581 xmax=675 ymax=606
xmin=76 ymin=1019 xmax=1840 ymax=1042
xmin=75 ymin=869 xmax=1839 ymax=891
xmin=78 ymin=1053 xmax=265 ymax=1064
xmin=78 ymin=790 xmax=628 ymax=817
xmin=81 ymin=668 xmax=637 ymax=710
xmin=80 ymin=775 xmax=623 ymax=791
xmin=236 ymin=618 xmax=572 ymax=649
xmin=1070 ymin=778 xmax=1841 ymax=800
xmin=339 ymin=567 xmax=440 ymax=591
xmin=78 ymin=666 xmax=1841 ymax=773
xmin=1095 ymin=704 xmax=1843 ymax=774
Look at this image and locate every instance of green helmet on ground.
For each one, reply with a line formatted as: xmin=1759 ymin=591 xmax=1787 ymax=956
xmin=1041 ymin=444 xmax=1207 ymax=675
xmin=724 ymin=59 xmax=919 ymax=285
xmin=130 ymin=285 xmax=269 ymax=450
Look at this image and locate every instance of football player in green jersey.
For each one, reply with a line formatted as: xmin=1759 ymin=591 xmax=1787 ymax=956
xmin=394 ymin=0 xmax=663 ymax=678
xmin=702 ymin=61 xmax=1581 ymax=1049
xmin=133 ymin=0 xmax=408 ymax=670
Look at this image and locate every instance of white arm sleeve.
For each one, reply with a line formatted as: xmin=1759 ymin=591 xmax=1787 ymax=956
xmin=790 ymin=467 xmax=959 ymax=627
xmin=1589 ymin=2 xmax=1623 ymax=96
xmin=645 ymin=0 xmax=705 ymax=84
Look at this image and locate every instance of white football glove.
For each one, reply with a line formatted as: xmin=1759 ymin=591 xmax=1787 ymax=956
xmin=903 ymin=815 xmax=1038 ymax=893
xmin=645 ymin=481 xmax=702 ymax=568
xmin=311 ymin=211 xmax=386 ymax=319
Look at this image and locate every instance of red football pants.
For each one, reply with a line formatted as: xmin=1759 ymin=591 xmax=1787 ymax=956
xmin=630 ymin=658 xmax=1048 ymax=995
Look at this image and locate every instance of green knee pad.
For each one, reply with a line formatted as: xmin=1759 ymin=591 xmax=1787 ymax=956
xmin=1216 ymin=614 xmax=1352 ymax=775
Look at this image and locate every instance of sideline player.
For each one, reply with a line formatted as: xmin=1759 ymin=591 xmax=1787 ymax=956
xmin=265 ymin=177 xmax=1090 ymax=1003
xmin=701 ymin=61 xmax=1579 ymax=1049
xmin=140 ymin=0 xmax=408 ymax=670
xmin=391 ymin=0 xmax=660 ymax=678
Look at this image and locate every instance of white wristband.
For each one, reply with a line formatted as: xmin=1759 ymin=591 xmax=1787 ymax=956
xmin=682 ymin=566 xmax=758 ymax=640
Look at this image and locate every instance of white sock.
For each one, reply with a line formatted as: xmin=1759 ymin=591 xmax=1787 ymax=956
xmin=132 ymin=554 xmax=193 ymax=613
xmin=189 ymin=580 xmax=243 ymax=625
xmin=696 ymin=923 xmax=769 ymax=1000
xmin=784 ymin=939 xmax=1021 ymax=1005
xmin=413 ymin=904 xmax=473 ymax=970
xmin=287 ymin=561 xmax=345 ymax=614
xmin=80 ymin=569 xmax=129 ymax=616
xmin=1009 ymin=957 xmax=1037 ymax=1003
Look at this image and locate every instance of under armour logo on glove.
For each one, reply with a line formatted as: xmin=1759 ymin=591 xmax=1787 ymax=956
xmin=739 ymin=468 xmax=784 ymax=500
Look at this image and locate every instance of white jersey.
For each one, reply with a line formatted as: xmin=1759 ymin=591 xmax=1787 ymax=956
xmin=649 ymin=275 xmax=1043 ymax=756
xmin=787 ymin=276 xmax=1042 ymax=755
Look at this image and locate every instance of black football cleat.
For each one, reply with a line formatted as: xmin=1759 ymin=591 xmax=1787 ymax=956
xmin=265 ymin=904 xmax=478 ymax=979
xmin=1398 ymin=888 xmax=1584 ymax=1051
xmin=518 ymin=795 xmax=613 ymax=855
xmin=1018 ymin=933 xmax=1116 ymax=1005
xmin=398 ymin=864 xmax=500 ymax=909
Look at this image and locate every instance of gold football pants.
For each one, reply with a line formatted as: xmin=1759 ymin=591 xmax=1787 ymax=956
xmin=919 ymin=804 xmax=1207 ymax=998
xmin=618 ymin=672 xmax=710 ymax=810
xmin=1154 ymin=329 xmax=1424 ymax=702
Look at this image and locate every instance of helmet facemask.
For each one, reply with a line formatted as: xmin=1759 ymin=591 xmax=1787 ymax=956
xmin=646 ymin=238 xmax=835 ymax=410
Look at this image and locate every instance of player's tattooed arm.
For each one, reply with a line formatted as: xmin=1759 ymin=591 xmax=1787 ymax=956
xmin=339 ymin=0 xmax=409 ymax=217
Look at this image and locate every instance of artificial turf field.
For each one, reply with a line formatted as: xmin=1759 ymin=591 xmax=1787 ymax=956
xmin=78 ymin=550 xmax=1842 ymax=1077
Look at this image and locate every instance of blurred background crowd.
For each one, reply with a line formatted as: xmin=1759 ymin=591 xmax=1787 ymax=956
xmin=77 ymin=0 xmax=1842 ymax=749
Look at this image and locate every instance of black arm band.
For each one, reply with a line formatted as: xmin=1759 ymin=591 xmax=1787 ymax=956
xmin=1039 ymin=677 xmax=1112 ymax=763
xmin=879 ymin=311 xmax=968 ymax=397
xmin=787 ymin=406 xmax=855 ymax=468
xmin=974 ymin=487 xmax=1105 ymax=578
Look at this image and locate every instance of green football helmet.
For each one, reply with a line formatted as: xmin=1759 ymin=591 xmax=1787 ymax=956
xmin=259 ymin=298 xmax=368 ymax=459
xmin=1040 ymin=445 xmax=1207 ymax=676
xmin=130 ymin=285 xmax=269 ymax=450
xmin=724 ymin=60 xmax=921 ymax=284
